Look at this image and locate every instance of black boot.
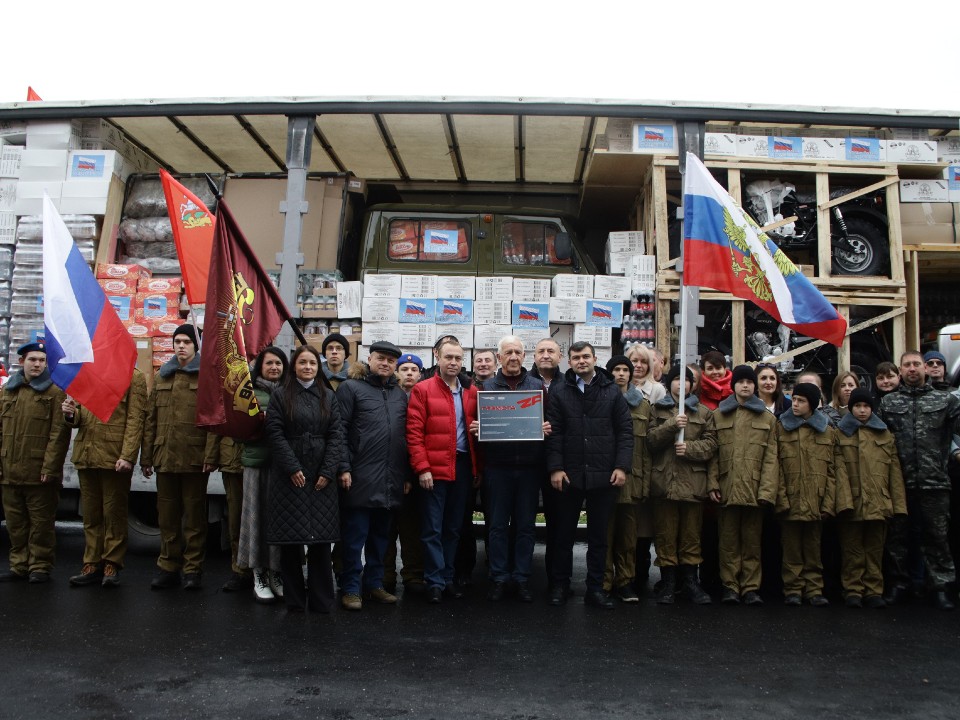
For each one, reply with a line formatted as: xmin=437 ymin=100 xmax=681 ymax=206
xmin=681 ymin=565 xmax=712 ymax=605
xmin=656 ymin=567 xmax=676 ymax=605
xmin=933 ymin=590 xmax=956 ymax=611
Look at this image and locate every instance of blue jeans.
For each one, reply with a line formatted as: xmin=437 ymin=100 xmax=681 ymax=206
xmin=419 ymin=453 xmax=471 ymax=589
xmin=485 ymin=465 xmax=540 ymax=583
xmin=340 ymin=507 xmax=392 ymax=595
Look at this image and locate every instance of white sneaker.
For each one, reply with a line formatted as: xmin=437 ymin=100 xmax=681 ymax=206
xmin=269 ymin=569 xmax=284 ymax=599
xmin=253 ymin=568 xmax=275 ymax=603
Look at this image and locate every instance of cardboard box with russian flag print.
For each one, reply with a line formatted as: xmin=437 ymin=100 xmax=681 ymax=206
xmin=632 ymin=123 xmax=676 ymax=153
xmin=512 ymin=302 xmax=549 ymax=329
xmin=585 ymin=299 xmax=622 ymax=327
xmin=843 ymin=138 xmax=884 ymax=162
xmin=768 ymin=136 xmax=803 ymax=160
xmin=67 ymin=150 xmax=121 ymax=180
xmin=399 ymin=298 xmax=436 ymax=323
xmin=436 ymin=298 xmax=473 ymax=325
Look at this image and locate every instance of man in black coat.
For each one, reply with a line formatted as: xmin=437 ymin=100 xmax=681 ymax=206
xmin=336 ymin=341 xmax=408 ymax=611
xmin=544 ymin=341 xmax=633 ymax=608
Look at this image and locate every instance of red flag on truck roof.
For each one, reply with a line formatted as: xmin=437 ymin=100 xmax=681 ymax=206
xmin=196 ymin=199 xmax=292 ymax=438
xmin=26 ymin=87 xmax=42 ymax=101
xmin=159 ymin=169 xmax=215 ymax=304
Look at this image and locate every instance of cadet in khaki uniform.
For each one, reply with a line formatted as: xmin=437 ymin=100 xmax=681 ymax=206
xmin=63 ymin=367 xmax=148 ymax=588
xmin=836 ymin=388 xmax=907 ymax=609
xmin=647 ymin=365 xmax=719 ymax=605
xmin=141 ymin=324 xmax=218 ymax=591
xmin=601 ymin=354 xmax=651 ymax=603
xmin=217 ymin=436 xmax=250 ymax=592
xmin=776 ymin=382 xmax=852 ymax=607
xmin=0 ymin=342 xmax=71 ymax=583
xmin=713 ymin=365 xmax=778 ymax=606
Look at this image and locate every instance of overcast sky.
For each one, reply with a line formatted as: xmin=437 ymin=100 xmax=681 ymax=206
xmin=3 ymin=1 xmax=957 ymax=114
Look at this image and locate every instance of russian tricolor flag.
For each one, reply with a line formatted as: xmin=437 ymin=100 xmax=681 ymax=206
xmin=682 ymin=154 xmax=847 ymax=347
xmin=43 ymin=195 xmax=137 ymax=422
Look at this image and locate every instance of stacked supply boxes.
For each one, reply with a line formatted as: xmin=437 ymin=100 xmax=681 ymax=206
xmin=8 ymin=215 xmax=96 ymax=368
xmin=603 ymin=231 xmax=657 ymax=352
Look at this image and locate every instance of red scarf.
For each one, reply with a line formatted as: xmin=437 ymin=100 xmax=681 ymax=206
xmin=699 ymin=369 xmax=733 ymax=410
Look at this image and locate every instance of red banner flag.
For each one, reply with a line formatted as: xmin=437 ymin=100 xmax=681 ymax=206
xmin=196 ymin=200 xmax=291 ymax=438
xmin=27 ymin=87 xmax=42 ymax=101
xmin=159 ymin=169 xmax=215 ymax=304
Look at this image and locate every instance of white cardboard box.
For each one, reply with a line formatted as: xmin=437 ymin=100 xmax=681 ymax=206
xmin=573 ymin=324 xmax=613 ymax=347
xmin=0 ymin=145 xmax=23 ymax=178
xmin=511 ymin=327 xmax=549 ymax=354
xmin=551 ymin=274 xmax=593 ymax=298
xmin=549 ymin=297 xmax=587 ymax=324
xmin=938 ymin=137 xmax=960 ymax=162
xmin=606 ymin=251 xmax=642 ymax=276
xmin=605 ymin=231 xmax=645 ymax=254
xmin=474 ymin=300 xmax=512 ymax=325
xmin=436 ymin=275 xmax=475 ymax=299
xmin=398 ymin=298 xmax=436 ymax=323
xmin=26 ymin=120 xmax=78 ymax=150
xmin=401 ymin=274 xmax=438 ymax=299
xmin=436 ymin=298 xmax=474 ymax=325
xmin=0 ymin=179 xmax=17 ymax=212
xmin=512 ymin=277 xmax=550 ymax=302
xmin=704 ymin=133 xmax=737 ymax=156
xmin=0 ymin=212 xmax=16 ymax=244
xmin=66 ymin=150 xmax=122 ymax=180
xmin=336 ymin=281 xmax=364 ymax=319
xmin=19 ymin=149 xmax=68 ymax=182
xmin=361 ymin=322 xmax=401 ymax=346
xmin=398 ymin=323 xmax=441 ymax=348
xmin=885 ymin=140 xmax=938 ymax=164
xmin=360 ymin=297 xmax=400 ymax=322
xmin=512 ymin=302 xmax=550 ymax=329
xmin=802 ymin=137 xmax=842 ymax=161
xmin=584 ymin=299 xmax=624 ymax=327
xmin=632 ymin=122 xmax=677 ymax=154
xmin=736 ymin=136 xmax=769 ymax=158
xmin=14 ymin=181 xmax=63 ymax=215
xmin=0 ymin=122 xmax=27 ymax=142
xmin=58 ymin=195 xmax=109 ymax=215
xmin=900 ymin=180 xmax=949 ymax=203
xmin=593 ymin=275 xmax=633 ymax=301
xmin=842 ymin=138 xmax=885 ymax=162
xmin=476 ymin=276 xmax=513 ymax=301
xmin=473 ymin=324 xmax=512 ymax=350
xmin=363 ymin=274 xmax=402 ymax=298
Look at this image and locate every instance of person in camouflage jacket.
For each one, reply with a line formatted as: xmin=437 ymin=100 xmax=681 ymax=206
xmin=879 ymin=351 xmax=960 ymax=610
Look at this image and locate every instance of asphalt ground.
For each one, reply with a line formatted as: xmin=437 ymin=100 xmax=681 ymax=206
xmin=1 ymin=526 xmax=959 ymax=720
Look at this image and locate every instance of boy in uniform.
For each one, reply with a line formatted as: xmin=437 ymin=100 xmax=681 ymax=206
xmin=713 ymin=365 xmax=778 ymax=605
xmin=776 ymin=382 xmax=852 ymax=606
xmin=836 ymin=388 xmax=906 ymax=608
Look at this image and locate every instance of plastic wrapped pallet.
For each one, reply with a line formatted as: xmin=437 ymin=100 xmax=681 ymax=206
xmin=122 ymin=176 xmax=216 ymax=219
xmin=119 ymin=216 xmax=173 ymax=243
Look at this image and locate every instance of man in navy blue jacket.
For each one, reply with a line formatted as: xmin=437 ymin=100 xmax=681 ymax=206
xmin=544 ymin=341 xmax=633 ymax=608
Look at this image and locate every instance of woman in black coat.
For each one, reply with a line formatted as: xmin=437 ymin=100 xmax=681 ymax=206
xmin=266 ymin=345 xmax=343 ymax=613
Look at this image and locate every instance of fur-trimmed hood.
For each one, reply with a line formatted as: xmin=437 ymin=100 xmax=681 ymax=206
xmin=4 ymin=367 xmax=54 ymax=392
xmin=780 ymin=408 xmax=829 ymax=433
xmin=158 ymin=352 xmax=202 ymax=378
xmin=717 ymin=393 xmax=767 ymax=415
xmin=838 ymin=410 xmax=888 ymax=436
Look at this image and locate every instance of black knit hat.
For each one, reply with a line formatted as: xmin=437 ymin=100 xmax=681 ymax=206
xmin=848 ymin=388 xmax=874 ymax=410
xmin=321 ymin=332 xmax=350 ymax=358
xmin=606 ymin=354 xmax=634 ymax=375
xmin=730 ymin=364 xmax=758 ymax=390
xmin=792 ymin=382 xmax=822 ymax=408
xmin=173 ymin=324 xmax=198 ymax=350
xmin=665 ymin=364 xmax=695 ymax=388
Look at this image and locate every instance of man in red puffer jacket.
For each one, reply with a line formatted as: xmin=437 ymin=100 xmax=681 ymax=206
xmin=407 ymin=338 xmax=479 ymax=604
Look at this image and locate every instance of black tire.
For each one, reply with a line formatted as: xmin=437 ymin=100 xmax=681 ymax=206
xmin=851 ymin=351 xmax=884 ymax=396
xmin=831 ymin=217 xmax=888 ymax=276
